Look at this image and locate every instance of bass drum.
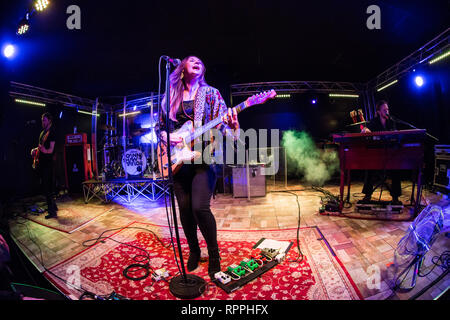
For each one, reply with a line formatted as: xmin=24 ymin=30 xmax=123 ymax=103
xmin=122 ymin=148 xmax=147 ymax=177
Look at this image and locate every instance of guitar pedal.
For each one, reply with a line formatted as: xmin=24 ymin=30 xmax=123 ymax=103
xmin=214 ymin=271 xmax=232 ymax=284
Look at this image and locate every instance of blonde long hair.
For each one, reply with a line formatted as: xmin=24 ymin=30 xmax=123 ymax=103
xmin=161 ymin=56 xmax=208 ymax=121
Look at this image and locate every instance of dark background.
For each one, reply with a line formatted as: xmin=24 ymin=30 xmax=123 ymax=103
xmin=0 ymin=0 xmax=449 ymax=199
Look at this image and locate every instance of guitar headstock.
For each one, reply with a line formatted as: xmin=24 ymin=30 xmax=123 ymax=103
xmin=245 ymin=89 xmax=277 ymax=107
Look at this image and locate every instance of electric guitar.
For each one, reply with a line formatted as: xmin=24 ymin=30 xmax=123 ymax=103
xmin=32 ymin=131 xmax=50 ymax=170
xmin=157 ymin=89 xmax=277 ymax=177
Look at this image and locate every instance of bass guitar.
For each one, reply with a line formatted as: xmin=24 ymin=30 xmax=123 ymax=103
xmin=157 ymin=90 xmax=277 ymax=177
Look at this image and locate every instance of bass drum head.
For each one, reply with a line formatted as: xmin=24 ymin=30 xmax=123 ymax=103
xmin=122 ymin=148 xmax=147 ymax=176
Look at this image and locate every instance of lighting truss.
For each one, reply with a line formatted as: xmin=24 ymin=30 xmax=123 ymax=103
xmin=9 ymin=81 xmax=103 ymax=112
xmin=34 ymin=0 xmax=50 ymax=12
xmin=368 ymin=28 xmax=449 ymax=91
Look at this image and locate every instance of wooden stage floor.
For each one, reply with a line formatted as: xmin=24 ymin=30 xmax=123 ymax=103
xmin=7 ymin=181 xmax=450 ymax=300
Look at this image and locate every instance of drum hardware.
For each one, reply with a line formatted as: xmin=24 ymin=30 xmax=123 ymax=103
xmin=100 ymin=124 xmax=117 ymax=131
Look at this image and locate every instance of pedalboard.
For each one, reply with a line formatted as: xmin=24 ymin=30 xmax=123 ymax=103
xmin=212 ymin=240 xmax=293 ymax=294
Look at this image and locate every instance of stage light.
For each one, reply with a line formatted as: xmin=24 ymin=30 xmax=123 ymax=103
xmin=329 ymin=93 xmax=359 ymax=98
xmin=16 ymin=17 xmax=30 ymax=35
xmin=15 ymin=98 xmax=46 ymax=107
xmin=429 ymin=50 xmax=450 ymax=65
xmin=118 ymin=111 xmax=141 ymax=117
xmin=376 ymin=79 xmax=398 ymax=92
xmin=3 ymin=44 xmax=15 ymax=58
xmin=414 ymin=76 xmax=424 ymax=87
xmin=311 ymin=99 xmax=317 ymax=104
xmin=34 ymin=0 xmax=50 ymax=12
xmin=59 ymin=111 xmax=63 ymax=119
xmin=276 ymin=94 xmax=291 ymax=99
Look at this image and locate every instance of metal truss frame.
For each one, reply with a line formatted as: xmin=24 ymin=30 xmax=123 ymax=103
xmin=230 ymin=81 xmax=364 ymax=98
xmin=229 ymin=28 xmax=449 ymax=120
xmin=9 ymin=81 xmax=104 ymax=112
xmin=82 ymin=178 xmax=170 ymax=204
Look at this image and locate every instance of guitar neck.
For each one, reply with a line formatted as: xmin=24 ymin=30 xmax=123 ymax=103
xmin=186 ymin=101 xmax=247 ymax=144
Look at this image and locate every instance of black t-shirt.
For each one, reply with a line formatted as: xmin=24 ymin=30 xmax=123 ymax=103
xmin=366 ymin=116 xmax=397 ymax=132
xmin=38 ymin=126 xmax=56 ymax=164
xmin=170 ymin=100 xmax=194 ymax=133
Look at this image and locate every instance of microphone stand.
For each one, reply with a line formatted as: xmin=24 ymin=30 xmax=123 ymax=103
xmin=391 ymin=116 xmax=439 ymax=142
xmin=164 ymin=60 xmax=206 ymax=299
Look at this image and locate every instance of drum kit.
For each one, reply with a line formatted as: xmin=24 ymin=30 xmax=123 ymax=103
xmin=100 ymin=121 xmax=159 ymax=179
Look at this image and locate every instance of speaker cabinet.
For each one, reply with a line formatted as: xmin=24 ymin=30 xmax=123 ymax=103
xmin=64 ymin=133 xmax=92 ymax=193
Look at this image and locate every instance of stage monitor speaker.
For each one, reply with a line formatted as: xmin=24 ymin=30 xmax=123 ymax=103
xmin=232 ymin=164 xmax=266 ymax=198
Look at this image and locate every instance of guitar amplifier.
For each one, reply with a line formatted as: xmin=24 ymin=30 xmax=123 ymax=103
xmin=434 ymin=145 xmax=450 ymax=191
xmin=232 ymin=164 xmax=266 ymax=198
xmin=64 ymin=133 xmax=93 ymax=193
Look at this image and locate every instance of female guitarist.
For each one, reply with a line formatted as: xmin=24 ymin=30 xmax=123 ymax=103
xmin=160 ymin=56 xmax=240 ymax=279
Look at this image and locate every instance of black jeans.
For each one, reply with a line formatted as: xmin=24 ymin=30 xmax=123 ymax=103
xmin=39 ymin=162 xmax=57 ymax=215
xmin=362 ymin=170 xmax=402 ymax=199
xmin=173 ymin=164 xmax=218 ymax=257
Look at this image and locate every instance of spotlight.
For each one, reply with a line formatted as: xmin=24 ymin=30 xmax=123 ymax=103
xmin=34 ymin=0 xmax=50 ymax=12
xmin=414 ymin=76 xmax=424 ymax=87
xmin=276 ymin=94 xmax=291 ymax=99
xmin=311 ymin=99 xmax=317 ymax=105
xmin=16 ymin=17 xmax=30 ymax=35
xmin=3 ymin=44 xmax=15 ymax=58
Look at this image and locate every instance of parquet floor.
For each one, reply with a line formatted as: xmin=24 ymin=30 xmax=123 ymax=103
xmin=8 ymin=181 xmax=450 ymax=300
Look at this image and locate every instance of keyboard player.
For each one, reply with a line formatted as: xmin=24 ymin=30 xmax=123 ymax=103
xmin=360 ymin=100 xmax=402 ymax=205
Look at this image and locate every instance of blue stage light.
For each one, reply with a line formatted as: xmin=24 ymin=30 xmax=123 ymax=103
xmin=311 ymin=99 xmax=317 ymax=104
xmin=414 ymin=75 xmax=424 ymax=87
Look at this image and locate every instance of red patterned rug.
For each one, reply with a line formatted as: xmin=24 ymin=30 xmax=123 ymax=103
xmin=45 ymin=222 xmax=363 ymax=300
xmin=23 ymin=202 xmax=114 ymax=234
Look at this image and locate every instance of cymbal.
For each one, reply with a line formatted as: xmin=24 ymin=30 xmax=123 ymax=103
xmin=346 ymin=121 xmax=367 ymax=127
xmin=131 ymin=128 xmax=154 ymax=136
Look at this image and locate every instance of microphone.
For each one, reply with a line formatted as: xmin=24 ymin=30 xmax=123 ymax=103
xmin=161 ymin=55 xmax=181 ymax=67
xmin=387 ymin=114 xmax=397 ymax=121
